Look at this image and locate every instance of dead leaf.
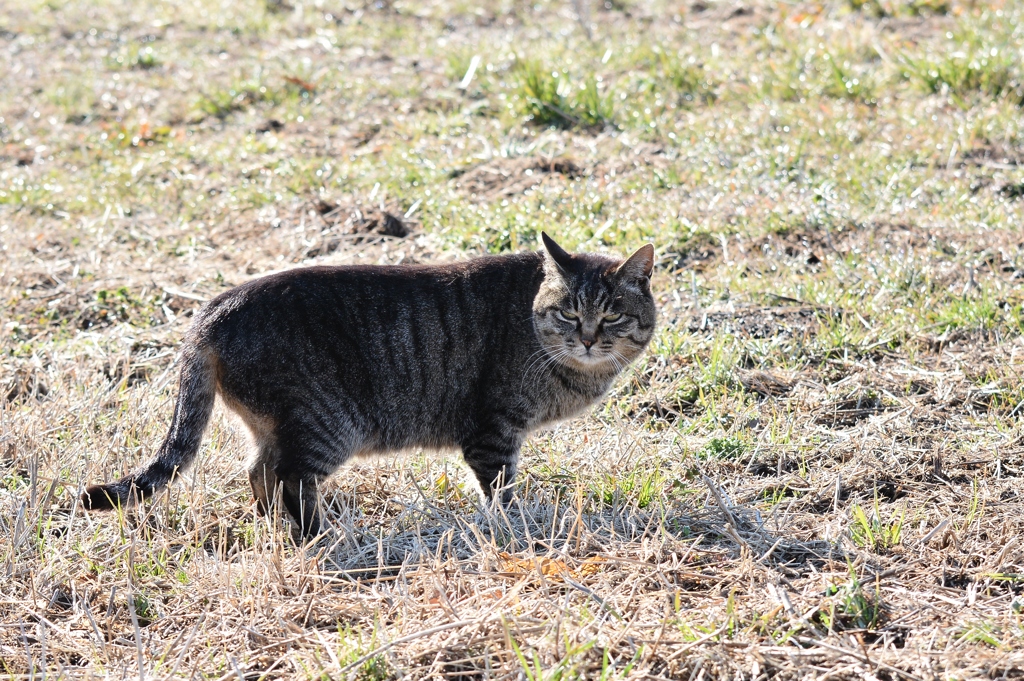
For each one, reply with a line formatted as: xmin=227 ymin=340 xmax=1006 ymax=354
xmin=284 ymin=75 xmax=316 ymax=92
xmin=497 ymin=553 xmax=605 ymax=581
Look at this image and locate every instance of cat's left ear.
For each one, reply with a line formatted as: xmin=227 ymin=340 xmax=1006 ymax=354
xmin=616 ymin=244 xmax=655 ymax=280
xmin=541 ymin=232 xmax=574 ymax=272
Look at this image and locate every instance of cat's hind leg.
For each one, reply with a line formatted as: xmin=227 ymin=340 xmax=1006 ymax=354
xmin=248 ymin=445 xmax=280 ymax=518
xmin=249 ymin=441 xmax=320 ymax=538
xmin=228 ymin=400 xmax=282 ymax=517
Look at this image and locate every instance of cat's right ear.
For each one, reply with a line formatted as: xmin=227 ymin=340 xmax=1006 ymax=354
xmin=541 ymin=232 xmax=574 ymax=272
xmin=616 ymin=243 xmax=655 ymax=280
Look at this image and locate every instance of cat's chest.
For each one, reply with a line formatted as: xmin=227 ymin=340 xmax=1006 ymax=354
xmin=529 ymin=374 xmax=612 ymax=428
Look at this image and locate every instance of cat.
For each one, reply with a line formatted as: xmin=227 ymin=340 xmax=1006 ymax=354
xmin=81 ymin=233 xmax=656 ymax=537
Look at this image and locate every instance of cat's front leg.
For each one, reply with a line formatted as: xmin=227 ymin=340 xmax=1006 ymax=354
xmin=460 ymin=427 xmax=522 ymax=505
xmin=275 ymin=467 xmax=322 ymax=538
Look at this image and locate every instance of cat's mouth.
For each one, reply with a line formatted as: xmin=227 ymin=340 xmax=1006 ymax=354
xmin=563 ymin=345 xmax=619 ymax=370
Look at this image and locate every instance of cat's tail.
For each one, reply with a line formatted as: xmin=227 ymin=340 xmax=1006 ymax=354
xmin=81 ymin=346 xmax=218 ymax=511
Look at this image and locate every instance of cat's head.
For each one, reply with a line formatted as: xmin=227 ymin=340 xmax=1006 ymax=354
xmin=533 ymin=233 xmax=656 ymax=373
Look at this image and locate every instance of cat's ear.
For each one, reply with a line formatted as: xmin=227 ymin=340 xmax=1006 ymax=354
xmin=541 ymin=232 xmax=574 ymax=272
xmin=616 ymin=244 xmax=655 ymax=280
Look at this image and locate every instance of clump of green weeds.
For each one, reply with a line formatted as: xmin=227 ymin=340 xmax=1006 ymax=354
xmin=196 ymin=79 xmax=282 ymax=119
xmin=592 ymin=466 xmax=665 ymax=509
xmin=755 ymin=35 xmax=880 ymax=104
xmin=698 ymin=436 xmax=746 ymax=461
xmin=956 ymin=621 xmax=1003 ymax=648
xmin=818 ymin=569 xmax=883 ymax=631
xmin=848 ymin=0 xmax=950 ymax=18
xmin=130 ymin=592 xmax=159 ymax=626
xmin=821 ymin=52 xmax=877 ymax=102
xmin=514 ymin=60 xmax=614 ymax=129
xmin=850 ymin=499 xmax=904 ymax=551
xmin=902 ymin=32 xmax=1023 ymax=106
xmin=106 ymin=41 xmax=161 ymax=70
xmin=928 ymin=292 xmax=1001 ymax=332
xmin=336 ymin=626 xmax=393 ymax=681
xmin=512 ymin=636 xmax=641 ymax=681
xmin=635 ymin=45 xmax=715 ymax=106
xmin=446 ymin=49 xmax=480 ymax=84
xmin=47 ymin=79 xmax=99 ymax=122
xmin=100 ymin=121 xmax=172 ymax=149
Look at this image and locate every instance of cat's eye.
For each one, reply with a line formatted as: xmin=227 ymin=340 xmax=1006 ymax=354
xmin=555 ymin=310 xmax=578 ymax=322
xmin=603 ymin=313 xmax=623 ymax=323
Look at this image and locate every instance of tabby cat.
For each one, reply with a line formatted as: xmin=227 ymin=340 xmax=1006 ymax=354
xmin=81 ymin=234 xmax=656 ymax=536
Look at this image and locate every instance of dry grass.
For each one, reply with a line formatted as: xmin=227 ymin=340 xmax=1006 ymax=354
xmin=3 ymin=0 xmax=1024 ymax=678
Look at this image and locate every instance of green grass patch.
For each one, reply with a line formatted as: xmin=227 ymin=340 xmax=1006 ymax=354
xmin=850 ymin=501 xmax=904 ymax=552
xmin=513 ymin=59 xmax=615 ymax=129
xmin=698 ymin=436 xmax=746 ymax=461
xmin=902 ymin=29 xmax=1023 ymax=106
xmin=818 ymin=570 xmax=883 ymax=631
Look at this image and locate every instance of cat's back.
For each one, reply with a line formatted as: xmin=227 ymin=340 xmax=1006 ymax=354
xmin=192 ymin=251 xmax=545 ymax=353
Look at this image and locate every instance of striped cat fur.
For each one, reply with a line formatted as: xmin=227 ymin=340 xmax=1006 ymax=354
xmin=81 ymin=234 xmax=656 ymax=536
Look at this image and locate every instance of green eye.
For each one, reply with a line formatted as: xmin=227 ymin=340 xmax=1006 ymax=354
xmin=555 ymin=310 xmax=578 ymax=322
xmin=604 ymin=313 xmax=623 ymax=322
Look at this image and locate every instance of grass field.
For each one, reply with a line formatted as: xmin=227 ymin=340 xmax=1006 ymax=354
xmin=3 ymin=0 xmax=1024 ymax=678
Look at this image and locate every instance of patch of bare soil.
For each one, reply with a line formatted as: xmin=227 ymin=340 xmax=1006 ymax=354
xmin=682 ymin=1 xmax=769 ymax=34
xmin=962 ymin=144 xmax=1024 ymax=169
xmin=689 ymin=304 xmax=825 ymax=339
xmin=0 ymin=142 xmax=35 ymax=166
xmin=668 ymin=232 xmax=722 ymax=272
xmin=3 ymin=367 xmax=50 ymax=403
xmin=303 ymin=202 xmax=416 ymax=258
xmin=755 ymin=228 xmax=831 ymax=266
xmin=757 ymin=222 xmax=1024 ymax=291
xmin=735 ymin=368 xmax=795 ymax=396
xmin=754 ymin=222 xmax=938 ymax=266
xmin=814 ymin=389 xmax=892 ymax=427
xmin=450 ymin=156 xmax=584 ymax=199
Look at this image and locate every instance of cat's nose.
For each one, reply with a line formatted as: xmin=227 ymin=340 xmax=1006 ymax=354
xmin=581 ymin=338 xmax=594 ymax=349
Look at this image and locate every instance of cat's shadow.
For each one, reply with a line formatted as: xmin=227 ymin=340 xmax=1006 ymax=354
xmin=311 ymin=486 xmax=838 ymax=582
